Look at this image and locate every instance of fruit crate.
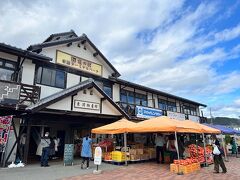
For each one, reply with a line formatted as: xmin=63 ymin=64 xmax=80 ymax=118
xmin=191 ymin=162 xmax=200 ymax=171
xmin=170 ymin=164 xmax=179 ymax=173
xmin=179 ymin=165 xmax=192 ymax=174
xmin=112 ymin=151 xmax=127 ymax=162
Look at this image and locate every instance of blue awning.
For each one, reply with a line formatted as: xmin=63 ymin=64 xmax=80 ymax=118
xmin=203 ymin=124 xmax=240 ymax=135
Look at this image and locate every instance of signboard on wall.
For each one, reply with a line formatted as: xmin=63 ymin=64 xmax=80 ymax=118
xmin=167 ymin=111 xmax=186 ymax=121
xmin=136 ymin=106 xmax=162 ymax=119
xmin=0 ymin=116 xmax=13 ymax=152
xmin=56 ymin=50 xmax=102 ymax=76
xmin=188 ymin=115 xmax=200 ymax=123
xmin=0 ymin=82 xmax=20 ymax=104
xmin=74 ymin=100 xmax=100 ymax=111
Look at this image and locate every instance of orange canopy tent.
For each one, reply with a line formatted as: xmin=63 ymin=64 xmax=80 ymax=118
xmin=127 ymin=116 xmax=203 ymax=133
xmin=180 ymin=120 xmax=220 ymax=134
xmin=91 ymin=118 xmax=137 ymax=134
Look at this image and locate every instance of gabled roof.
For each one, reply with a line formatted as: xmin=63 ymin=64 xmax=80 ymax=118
xmin=27 ymin=30 xmax=120 ymax=77
xmin=111 ymin=77 xmax=207 ymax=107
xmin=0 ymin=43 xmax=51 ymax=62
xmin=43 ymin=30 xmax=78 ymax=43
xmin=26 ymin=78 xmax=129 ymax=118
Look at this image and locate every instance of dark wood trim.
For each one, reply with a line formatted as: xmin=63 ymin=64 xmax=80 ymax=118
xmin=100 ymin=98 xmax=103 ymax=114
xmin=23 ymin=117 xmax=31 ymax=164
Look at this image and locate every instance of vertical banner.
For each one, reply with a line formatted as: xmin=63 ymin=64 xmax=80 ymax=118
xmin=0 ymin=116 xmax=13 ymax=152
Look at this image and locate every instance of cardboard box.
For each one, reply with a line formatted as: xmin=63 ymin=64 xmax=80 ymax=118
xmin=136 ymin=149 xmax=144 ymax=155
xmin=130 ymin=155 xmax=141 ymax=161
xmin=129 ymin=149 xmax=137 ymax=155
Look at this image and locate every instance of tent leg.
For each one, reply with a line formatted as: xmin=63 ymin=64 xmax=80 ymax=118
xmin=175 ymin=131 xmax=182 ymax=175
xmin=221 ymin=134 xmax=228 ymax=162
xmin=124 ymin=133 xmax=128 ymax=166
xmin=202 ymin=133 xmax=208 ymax=167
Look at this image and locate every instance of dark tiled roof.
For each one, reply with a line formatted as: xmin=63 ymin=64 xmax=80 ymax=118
xmin=43 ymin=30 xmax=78 ymax=43
xmin=27 ymin=31 xmax=120 ymax=77
xmin=0 ymin=43 xmax=51 ymax=62
xmin=111 ymin=77 xmax=207 ymax=107
xmin=26 ymin=78 xmax=129 ymax=118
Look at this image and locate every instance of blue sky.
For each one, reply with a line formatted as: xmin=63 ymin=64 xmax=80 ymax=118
xmin=0 ymin=0 xmax=240 ymax=118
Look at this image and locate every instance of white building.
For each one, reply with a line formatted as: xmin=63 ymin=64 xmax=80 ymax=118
xmin=0 ymin=30 xmax=206 ymax=165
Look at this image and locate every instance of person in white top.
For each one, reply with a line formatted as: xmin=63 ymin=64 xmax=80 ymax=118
xmin=155 ymin=134 xmax=165 ymax=164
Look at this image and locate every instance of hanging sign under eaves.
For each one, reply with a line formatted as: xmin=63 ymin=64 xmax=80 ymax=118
xmin=136 ymin=106 xmax=162 ymax=119
xmin=56 ymin=50 xmax=102 ymax=76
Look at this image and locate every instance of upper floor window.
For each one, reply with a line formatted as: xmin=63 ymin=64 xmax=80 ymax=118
xmin=135 ymin=92 xmax=147 ymax=106
xmin=158 ymin=99 xmax=167 ymax=110
xmin=182 ymin=105 xmax=197 ymax=115
xmin=167 ymin=101 xmax=177 ymax=112
xmin=120 ymin=89 xmax=147 ymax=106
xmin=36 ymin=66 xmax=66 ymax=89
xmin=0 ymin=58 xmax=17 ymax=81
xmin=103 ymin=84 xmax=112 ymax=98
xmin=158 ymin=98 xmax=177 ymax=112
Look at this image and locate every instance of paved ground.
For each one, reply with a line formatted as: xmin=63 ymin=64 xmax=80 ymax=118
xmin=0 ymin=159 xmax=119 ymax=180
xmin=62 ymin=157 xmax=240 ymax=180
xmin=1 ymin=157 xmax=239 ymax=180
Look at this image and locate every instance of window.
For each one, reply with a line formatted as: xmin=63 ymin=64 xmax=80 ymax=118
xmin=182 ymin=105 xmax=197 ymax=115
xmin=158 ymin=99 xmax=167 ymax=110
xmin=36 ymin=66 xmax=66 ymax=88
xmin=167 ymin=101 xmax=177 ymax=112
xmin=103 ymin=84 xmax=112 ymax=98
xmin=120 ymin=89 xmax=147 ymax=106
xmin=0 ymin=59 xmax=16 ymax=81
xmin=135 ymin=93 xmax=147 ymax=106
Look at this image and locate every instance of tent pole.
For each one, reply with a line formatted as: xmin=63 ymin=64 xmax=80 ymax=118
xmin=174 ymin=131 xmax=182 ymax=175
xmin=221 ymin=134 xmax=228 ymax=161
xmin=202 ymin=133 xmax=208 ymax=167
xmin=124 ymin=132 xmax=128 ymax=166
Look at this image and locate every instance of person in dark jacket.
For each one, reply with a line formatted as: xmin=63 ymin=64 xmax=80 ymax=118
xmin=213 ymin=140 xmax=227 ymax=173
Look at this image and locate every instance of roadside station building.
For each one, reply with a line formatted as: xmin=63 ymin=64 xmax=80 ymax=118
xmin=0 ymin=30 xmax=206 ymax=165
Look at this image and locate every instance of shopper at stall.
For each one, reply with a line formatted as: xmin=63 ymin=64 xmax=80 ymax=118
xmin=213 ymin=140 xmax=227 ymax=173
xmin=167 ymin=135 xmax=178 ymax=163
xmin=81 ymin=134 xmax=92 ymax=169
xmin=40 ymin=132 xmax=51 ymax=167
xmin=230 ymin=137 xmax=237 ymax=155
xmin=155 ymin=134 xmax=165 ymax=164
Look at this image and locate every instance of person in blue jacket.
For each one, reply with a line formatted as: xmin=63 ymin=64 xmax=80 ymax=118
xmin=81 ymin=134 xmax=92 ymax=169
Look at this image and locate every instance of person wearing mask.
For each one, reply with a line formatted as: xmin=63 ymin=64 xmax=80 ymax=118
xmin=213 ymin=140 xmax=227 ymax=173
xmin=40 ymin=132 xmax=51 ymax=167
xmin=81 ymin=134 xmax=92 ymax=169
xmin=155 ymin=134 xmax=165 ymax=164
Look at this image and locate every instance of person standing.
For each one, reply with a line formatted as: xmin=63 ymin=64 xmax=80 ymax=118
xmin=213 ymin=140 xmax=227 ymax=173
xmin=81 ymin=134 xmax=92 ymax=169
xmin=40 ymin=132 xmax=51 ymax=167
xmin=155 ymin=134 xmax=165 ymax=164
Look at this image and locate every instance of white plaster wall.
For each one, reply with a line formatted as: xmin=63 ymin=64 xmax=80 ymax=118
xmin=37 ymin=84 xmax=63 ymax=99
xmin=67 ymin=73 xmax=80 ymax=88
xmin=81 ymin=76 xmax=89 ymax=82
xmin=147 ymin=92 xmax=153 ymax=108
xmin=0 ymin=52 xmax=18 ymax=62
xmin=21 ymin=59 xmax=35 ymax=85
xmin=112 ymin=83 xmax=120 ymax=102
xmin=40 ymin=42 xmax=114 ymax=78
xmin=153 ymin=94 xmax=158 ymax=108
xmin=72 ymin=88 xmax=101 ymax=114
xmin=102 ymin=100 xmax=121 ymax=115
xmin=47 ymin=96 xmax=72 ymax=111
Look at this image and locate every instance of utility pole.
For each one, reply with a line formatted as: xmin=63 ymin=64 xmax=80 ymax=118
xmin=210 ymin=108 xmax=213 ymax=124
